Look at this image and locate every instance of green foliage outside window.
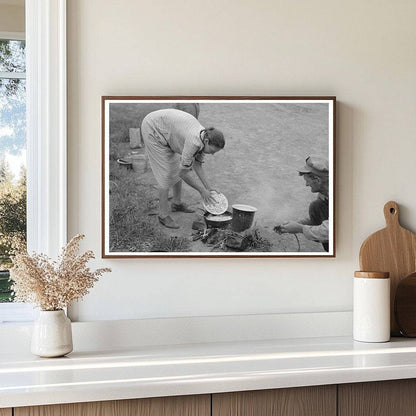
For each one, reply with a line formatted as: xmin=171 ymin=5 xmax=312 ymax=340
xmin=0 ymin=38 xmax=27 ymax=302
xmin=0 ymin=161 xmax=26 ymax=302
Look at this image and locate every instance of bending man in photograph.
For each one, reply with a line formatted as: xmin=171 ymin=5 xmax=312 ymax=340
xmin=141 ymin=108 xmax=225 ymax=229
xmin=274 ymin=155 xmax=329 ymax=251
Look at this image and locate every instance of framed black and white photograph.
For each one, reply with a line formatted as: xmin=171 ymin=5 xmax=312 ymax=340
xmin=102 ymin=96 xmax=336 ymax=258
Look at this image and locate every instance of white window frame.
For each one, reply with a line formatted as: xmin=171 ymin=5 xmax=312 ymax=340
xmin=0 ymin=0 xmax=67 ymax=323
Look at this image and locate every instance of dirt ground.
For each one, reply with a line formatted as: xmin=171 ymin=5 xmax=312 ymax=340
xmin=111 ymin=102 xmax=329 ymax=253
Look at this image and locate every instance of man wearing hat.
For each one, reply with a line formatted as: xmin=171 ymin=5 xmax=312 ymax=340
xmin=275 ymin=155 xmax=329 ymax=251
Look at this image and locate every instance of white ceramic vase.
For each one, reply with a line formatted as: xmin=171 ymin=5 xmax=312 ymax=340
xmin=31 ymin=310 xmax=73 ymax=357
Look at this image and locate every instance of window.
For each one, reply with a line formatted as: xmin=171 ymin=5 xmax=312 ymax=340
xmin=0 ymin=33 xmax=26 ymax=307
xmin=0 ymin=0 xmax=67 ymax=323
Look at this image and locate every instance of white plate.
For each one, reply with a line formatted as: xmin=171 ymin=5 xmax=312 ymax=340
xmin=203 ymin=192 xmax=228 ymax=215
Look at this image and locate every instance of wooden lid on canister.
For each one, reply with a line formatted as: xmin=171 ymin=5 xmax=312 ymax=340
xmin=354 ymin=271 xmax=390 ymax=279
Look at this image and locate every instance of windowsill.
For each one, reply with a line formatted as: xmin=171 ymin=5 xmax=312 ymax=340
xmin=0 ymin=302 xmax=35 ymax=324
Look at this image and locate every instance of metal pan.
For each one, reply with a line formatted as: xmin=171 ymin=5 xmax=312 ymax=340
xmin=204 ymin=211 xmax=233 ymax=229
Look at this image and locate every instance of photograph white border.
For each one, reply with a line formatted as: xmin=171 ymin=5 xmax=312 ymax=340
xmin=102 ymin=97 xmax=335 ymax=258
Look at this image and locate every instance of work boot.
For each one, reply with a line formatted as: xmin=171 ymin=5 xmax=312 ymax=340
xmin=171 ymin=202 xmax=195 ymax=213
xmin=158 ymin=215 xmax=180 ymax=229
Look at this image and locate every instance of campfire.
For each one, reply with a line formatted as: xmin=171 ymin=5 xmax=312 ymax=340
xmin=191 ymin=219 xmax=272 ymax=252
xmin=196 ymin=197 xmax=271 ymax=252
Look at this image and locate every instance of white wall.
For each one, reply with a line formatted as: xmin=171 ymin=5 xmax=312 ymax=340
xmin=67 ymin=0 xmax=416 ymax=322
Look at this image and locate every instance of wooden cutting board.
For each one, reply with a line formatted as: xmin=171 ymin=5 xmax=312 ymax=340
xmin=359 ymin=201 xmax=416 ymax=336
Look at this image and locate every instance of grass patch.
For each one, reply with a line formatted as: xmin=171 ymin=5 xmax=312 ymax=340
xmin=109 ymin=162 xmax=190 ymax=253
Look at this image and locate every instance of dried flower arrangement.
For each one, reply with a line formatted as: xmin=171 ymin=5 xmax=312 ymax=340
xmin=10 ymin=234 xmax=111 ymax=311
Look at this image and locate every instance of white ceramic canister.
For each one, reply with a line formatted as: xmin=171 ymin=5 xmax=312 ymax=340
xmin=353 ymin=271 xmax=390 ymax=342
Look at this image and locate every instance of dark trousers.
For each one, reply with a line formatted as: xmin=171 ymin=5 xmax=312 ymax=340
xmin=309 ymin=198 xmax=329 ymax=252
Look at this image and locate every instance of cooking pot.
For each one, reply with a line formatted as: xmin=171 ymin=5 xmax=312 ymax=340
xmin=231 ymin=204 xmax=257 ymax=232
xmin=204 ymin=211 xmax=233 ymax=229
